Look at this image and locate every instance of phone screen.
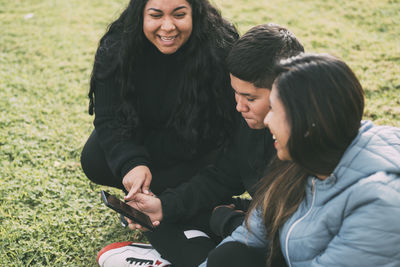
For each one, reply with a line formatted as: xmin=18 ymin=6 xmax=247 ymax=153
xmin=101 ymin=191 xmax=155 ymax=231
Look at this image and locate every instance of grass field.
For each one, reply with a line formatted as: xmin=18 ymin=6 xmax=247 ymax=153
xmin=0 ymin=0 xmax=399 ymax=266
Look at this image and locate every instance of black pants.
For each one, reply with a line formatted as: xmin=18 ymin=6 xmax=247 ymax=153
xmin=207 ymin=241 xmax=266 ymax=267
xmin=145 ymin=213 xmax=222 ymax=267
xmin=80 ymin=130 xmax=221 ymax=266
xmin=80 ymin=130 xmax=125 ymax=190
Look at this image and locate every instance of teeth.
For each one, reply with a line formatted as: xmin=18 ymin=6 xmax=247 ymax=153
xmin=272 ymin=134 xmax=276 ymax=140
xmin=160 ymin=36 xmax=176 ymax=41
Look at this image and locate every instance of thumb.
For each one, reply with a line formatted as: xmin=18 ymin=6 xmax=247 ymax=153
xmin=142 ymin=180 xmax=151 ymax=195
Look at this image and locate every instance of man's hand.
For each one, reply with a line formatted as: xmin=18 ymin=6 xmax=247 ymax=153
xmin=210 ymin=203 xmax=245 ymax=237
xmin=123 ymin=165 xmax=152 ymax=201
xmin=213 ymin=203 xmax=244 ymax=214
xmin=126 ymin=193 xmax=163 ymax=231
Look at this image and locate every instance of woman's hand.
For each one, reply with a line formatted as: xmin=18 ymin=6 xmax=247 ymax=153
xmin=125 ymin=193 xmax=163 ymax=231
xmin=123 ymin=165 xmax=152 ymax=201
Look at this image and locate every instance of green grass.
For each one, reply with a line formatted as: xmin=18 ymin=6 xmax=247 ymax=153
xmin=0 ymin=0 xmax=399 ymax=266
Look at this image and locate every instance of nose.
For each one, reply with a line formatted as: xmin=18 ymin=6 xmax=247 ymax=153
xmin=161 ymin=17 xmax=176 ymax=31
xmin=236 ymin=96 xmax=249 ymax=113
xmin=263 ymin=112 xmax=270 ymax=127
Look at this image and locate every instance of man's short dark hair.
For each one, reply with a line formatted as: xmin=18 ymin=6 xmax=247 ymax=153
xmin=227 ymin=23 xmax=304 ymax=88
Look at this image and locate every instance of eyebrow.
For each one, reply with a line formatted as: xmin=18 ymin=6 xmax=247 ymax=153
xmin=233 ymin=89 xmax=255 ymax=97
xmin=147 ymin=6 xmax=188 ymax=12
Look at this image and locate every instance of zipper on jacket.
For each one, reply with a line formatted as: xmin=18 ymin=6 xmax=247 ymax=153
xmin=285 ymin=178 xmax=316 ymax=267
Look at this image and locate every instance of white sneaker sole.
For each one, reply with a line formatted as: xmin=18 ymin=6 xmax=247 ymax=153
xmin=97 ymin=242 xmax=171 ymax=267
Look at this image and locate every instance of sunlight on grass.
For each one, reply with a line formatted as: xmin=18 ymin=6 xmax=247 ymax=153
xmin=1 ymin=0 xmax=399 ymax=265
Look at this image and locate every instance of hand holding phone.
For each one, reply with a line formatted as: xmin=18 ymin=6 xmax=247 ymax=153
xmin=101 ymin=190 xmax=155 ymax=231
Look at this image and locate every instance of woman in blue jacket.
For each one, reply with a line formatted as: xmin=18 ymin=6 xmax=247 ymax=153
xmin=202 ymin=53 xmax=400 ymax=267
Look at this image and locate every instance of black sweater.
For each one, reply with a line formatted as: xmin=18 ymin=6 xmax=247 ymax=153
xmin=91 ymin=35 xmax=232 ymax=194
xmin=159 ymin=117 xmax=276 ymax=225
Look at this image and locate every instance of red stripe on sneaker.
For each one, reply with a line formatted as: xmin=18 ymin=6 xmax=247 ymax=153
xmin=97 ymin=241 xmax=132 ymax=263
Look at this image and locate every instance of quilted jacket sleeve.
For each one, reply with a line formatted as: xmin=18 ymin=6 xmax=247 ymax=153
xmin=310 ymin=172 xmax=400 ymax=267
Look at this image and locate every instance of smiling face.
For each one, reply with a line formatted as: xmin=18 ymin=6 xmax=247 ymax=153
xmin=143 ymin=0 xmax=193 ymax=55
xmin=264 ymin=84 xmax=291 ymax=161
xmin=230 ymin=74 xmax=271 ymax=129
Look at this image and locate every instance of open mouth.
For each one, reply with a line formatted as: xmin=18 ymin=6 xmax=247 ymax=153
xmin=158 ymin=34 xmax=178 ymax=42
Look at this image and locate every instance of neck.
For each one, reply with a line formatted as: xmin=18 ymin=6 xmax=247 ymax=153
xmin=316 ymin=174 xmax=329 ymax=180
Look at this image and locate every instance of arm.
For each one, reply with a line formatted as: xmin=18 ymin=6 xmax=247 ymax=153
xmin=91 ymin=34 xmax=151 ymax=193
xmin=209 ymin=198 xmax=251 ymax=237
xmin=159 ymin=119 xmax=250 ymax=223
xmin=199 ymin=208 xmax=269 ymax=267
xmin=310 ymin=173 xmax=400 ymax=266
xmin=217 ymin=208 xmax=269 ymax=248
xmin=125 ymin=119 xmax=269 ymax=226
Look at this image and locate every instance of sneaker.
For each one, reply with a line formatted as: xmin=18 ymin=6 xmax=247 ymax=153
xmin=97 ymin=241 xmax=172 ymax=267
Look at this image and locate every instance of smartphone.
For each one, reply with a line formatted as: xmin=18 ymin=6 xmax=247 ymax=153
xmin=101 ymin=190 xmax=155 ymax=231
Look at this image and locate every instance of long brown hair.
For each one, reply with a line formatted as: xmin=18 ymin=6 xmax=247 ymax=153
xmin=247 ymin=53 xmax=365 ymax=266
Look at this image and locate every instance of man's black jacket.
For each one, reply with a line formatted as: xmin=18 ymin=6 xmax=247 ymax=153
xmin=159 ymin=117 xmax=275 ymax=234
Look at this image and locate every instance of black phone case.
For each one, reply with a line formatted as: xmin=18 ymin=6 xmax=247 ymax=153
xmin=101 ymin=190 xmax=155 ymax=231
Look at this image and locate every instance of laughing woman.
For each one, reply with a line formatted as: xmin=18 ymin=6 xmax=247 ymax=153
xmin=81 ymin=0 xmax=238 ymax=200
xmin=80 ymin=0 xmax=238 ymax=265
xmin=203 ymin=53 xmax=400 ymax=267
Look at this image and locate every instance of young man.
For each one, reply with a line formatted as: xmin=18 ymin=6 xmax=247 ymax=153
xmin=97 ymin=23 xmax=304 ymax=267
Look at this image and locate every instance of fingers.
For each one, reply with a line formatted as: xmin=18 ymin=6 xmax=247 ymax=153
xmin=213 ymin=203 xmax=236 ymax=212
xmin=123 ymin=165 xmax=152 ymax=200
xmin=142 ymin=178 xmax=151 ymax=195
xmin=128 ymin=222 xmax=143 ymax=231
xmin=125 ymin=184 xmax=141 ymax=201
xmin=128 ymin=221 xmax=160 ymax=232
xmin=126 ymin=192 xmax=147 ymax=204
xmin=234 ymin=209 xmax=245 ymax=214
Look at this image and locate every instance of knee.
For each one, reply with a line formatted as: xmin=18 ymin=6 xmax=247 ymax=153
xmin=79 ymin=131 xmax=105 ymax=182
xmin=80 ymin=137 xmax=91 ymax=175
xmin=207 ymin=241 xmax=265 ymax=267
xmin=207 ymin=242 xmax=242 ymax=267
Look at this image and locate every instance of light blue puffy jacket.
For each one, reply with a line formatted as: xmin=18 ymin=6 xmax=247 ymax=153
xmin=200 ymin=121 xmax=400 ymax=267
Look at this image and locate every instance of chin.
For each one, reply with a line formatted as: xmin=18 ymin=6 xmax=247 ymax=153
xmin=159 ymin=47 xmax=178 ymax=54
xmin=277 ymin=152 xmax=291 ymax=161
xmin=250 ymin=124 xmax=265 ymax=130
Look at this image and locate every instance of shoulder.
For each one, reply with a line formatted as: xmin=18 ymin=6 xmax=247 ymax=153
xmin=336 ymin=122 xmax=400 ymax=182
xmin=352 ymin=172 xmax=400 ymax=201
xmin=351 ymin=122 xmax=400 ymax=155
xmin=96 ymin=31 xmax=122 ymax=60
xmin=93 ymin=31 xmax=123 ymax=77
xmin=207 ymin=21 xmax=239 ymax=56
xmin=344 ymin=172 xmax=400 ymax=223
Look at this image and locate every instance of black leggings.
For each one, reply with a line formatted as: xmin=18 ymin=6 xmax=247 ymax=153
xmin=144 ymin=215 xmax=221 ymax=267
xmin=207 ymin=241 xmax=266 ymax=267
xmin=80 ymin=130 xmax=124 ymax=190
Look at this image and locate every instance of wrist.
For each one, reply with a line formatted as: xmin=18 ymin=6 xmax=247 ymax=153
xmin=155 ymin=197 xmax=163 ymax=222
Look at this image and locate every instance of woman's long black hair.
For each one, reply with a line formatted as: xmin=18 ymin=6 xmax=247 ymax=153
xmin=247 ymin=53 xmax=365 ymax=266
xmin=88 ymin=0 xmax=239 ymax=148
